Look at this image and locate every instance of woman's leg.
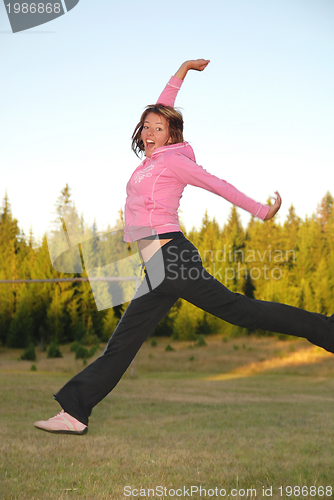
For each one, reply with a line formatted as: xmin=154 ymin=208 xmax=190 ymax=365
xmin=179 ymin=266 xmax=334 ymax=353
xmin=53 ymin=235 xmax=196 ymax=426
xmin=55 ymin=283 xmax=178 ymax=426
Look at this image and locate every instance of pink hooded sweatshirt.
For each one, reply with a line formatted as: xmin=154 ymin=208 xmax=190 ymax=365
xmin=124 ymin=76 xmax=269 ymax=242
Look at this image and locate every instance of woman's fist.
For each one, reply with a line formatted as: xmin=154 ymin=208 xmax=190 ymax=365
xmin=264 ymin=191 xmax=282 ymax=220
xmin=187 ymin=59 xmax=210 ymax=71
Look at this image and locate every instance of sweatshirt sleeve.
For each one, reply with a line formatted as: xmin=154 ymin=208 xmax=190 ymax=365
xmin=168 ymin=152 xmax=270 ymax=220
xmin=156 ymin=76 xmax=183 ymax=107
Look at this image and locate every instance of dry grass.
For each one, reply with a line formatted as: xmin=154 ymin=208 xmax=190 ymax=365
xmin=1 ymin=335 xmax=334 ymax=500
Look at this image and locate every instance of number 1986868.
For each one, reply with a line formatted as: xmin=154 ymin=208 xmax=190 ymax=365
xmin=6 ymin=3 xmax=62 ymax=14
xmin=279 ymin=486 xmax=333 ymax=497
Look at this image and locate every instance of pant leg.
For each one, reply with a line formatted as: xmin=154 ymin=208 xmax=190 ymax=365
xmin=179 ymin=265 xmax=334 ymax=354
xmin=54 ymin=235 xmax=197 ymax=425
xmin=54 ymin=282 xmax=178 ymax=426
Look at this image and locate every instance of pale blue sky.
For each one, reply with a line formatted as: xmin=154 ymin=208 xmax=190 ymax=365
xmin=1 ymin=0 xmax=334 ymax=242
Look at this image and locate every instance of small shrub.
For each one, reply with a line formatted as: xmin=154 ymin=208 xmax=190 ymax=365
xmin=70 ymin=341 xmax=80 ymax=352
xmin=165 ymin=344 xmax=175 ymax=352
xmin=83 ymin=358 xmax=87 ymax=366
xmin=75 ymin=345 xmax=97 ymax=359
xmin=20 ymin=343 xmax=36 ymax=361
xmin=87 ymin=346 xmax=98 ymax=358
xmin=233 ymin=344 xmax=239 ymax=350
xmin=75 ymin=345 xmax=89 ymax=359
xmin=30 ymin=364 xmax=37 ymax=371
xmin=47 ymin=341 xmax=63 ymax=359
xmin=71 ymin=339 xmax=99 ymax=360
xmin=150 ymin=338 xmax=157 ymax=347
xmin=195 ymin=335 xmax=207 ymax=347
xmin=222 ymin=336 xmax=229 ymax=343
xmin=80 ymin=331 xmax=100 ymax=346
xmin=189 ymin=356 xmax=195 ymax=361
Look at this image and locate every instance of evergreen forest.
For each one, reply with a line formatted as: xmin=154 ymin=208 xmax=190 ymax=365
xmin=1 ymin=185 xmax=333 ymax=349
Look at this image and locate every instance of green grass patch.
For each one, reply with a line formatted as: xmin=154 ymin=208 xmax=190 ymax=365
xmin=1 ymin=335 xmax=334 ymax=499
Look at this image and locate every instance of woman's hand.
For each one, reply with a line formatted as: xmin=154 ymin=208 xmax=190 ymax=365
xmin=174 ymin=59 xmax=210 ymax=80
xmin=187 ymin=59 xmax=210 ymax=71
xmin=264 ymin=191 xmax=282 ymax=220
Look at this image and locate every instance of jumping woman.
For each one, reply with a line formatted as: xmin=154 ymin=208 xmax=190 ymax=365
xmin=35 ymin=59 xmax=334 ymax=435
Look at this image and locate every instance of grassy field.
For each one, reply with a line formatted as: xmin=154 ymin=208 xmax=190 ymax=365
xmin=1 ymin=334 xmax=334 ymax=500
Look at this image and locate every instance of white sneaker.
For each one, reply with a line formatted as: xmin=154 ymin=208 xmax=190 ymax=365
xmin=34 ymin=410 xmax=88 ymax=435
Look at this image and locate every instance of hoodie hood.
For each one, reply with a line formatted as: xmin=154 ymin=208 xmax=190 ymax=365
xmin=150 ymin=141 xmax=196 ymax=162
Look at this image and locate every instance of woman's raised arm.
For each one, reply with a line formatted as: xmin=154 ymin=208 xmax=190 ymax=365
xmin=174 ymin=59 xmax=210 ymax=80
xmin=157 ymin=59 xmax=210 ymax=107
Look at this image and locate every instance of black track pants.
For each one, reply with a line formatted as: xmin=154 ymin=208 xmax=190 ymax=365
xmin=54 ymin=235 xmax=334 ymax=425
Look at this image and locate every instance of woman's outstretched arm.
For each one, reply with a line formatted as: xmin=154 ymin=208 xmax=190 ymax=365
xmin=173 ymin=59 xmax=282 ymax=221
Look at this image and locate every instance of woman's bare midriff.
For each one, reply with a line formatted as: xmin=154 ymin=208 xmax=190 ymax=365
xmin=137 ymin=238 xmax=172 ymax=263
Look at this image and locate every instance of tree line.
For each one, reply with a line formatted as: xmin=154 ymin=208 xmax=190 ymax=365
xmin=0 ymin=185 xmax=333 ymax=348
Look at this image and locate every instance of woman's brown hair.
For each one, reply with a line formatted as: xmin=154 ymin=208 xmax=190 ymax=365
xmin=131 ymin=104 xmax=184 ymax=158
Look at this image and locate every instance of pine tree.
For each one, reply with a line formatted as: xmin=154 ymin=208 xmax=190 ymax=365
xmin=317 ymin=191 xmax=334 ymax=230
xmin=222 ymin=206 xmax=245 ymax=293
xmin=102 ymin=307 xmax=120 ymax=342
xmin=0 ymin=194 xmax=23 ymax=345
xmin=7 ymin=297 xmax=34 ymax=348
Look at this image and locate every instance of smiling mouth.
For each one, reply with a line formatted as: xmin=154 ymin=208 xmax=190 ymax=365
xmin=146 ymin=140 xmax=155 ymax=147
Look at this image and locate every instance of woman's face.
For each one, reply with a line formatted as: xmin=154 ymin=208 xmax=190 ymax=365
xmin=141 ymin=112 xmax=170 ymax=158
